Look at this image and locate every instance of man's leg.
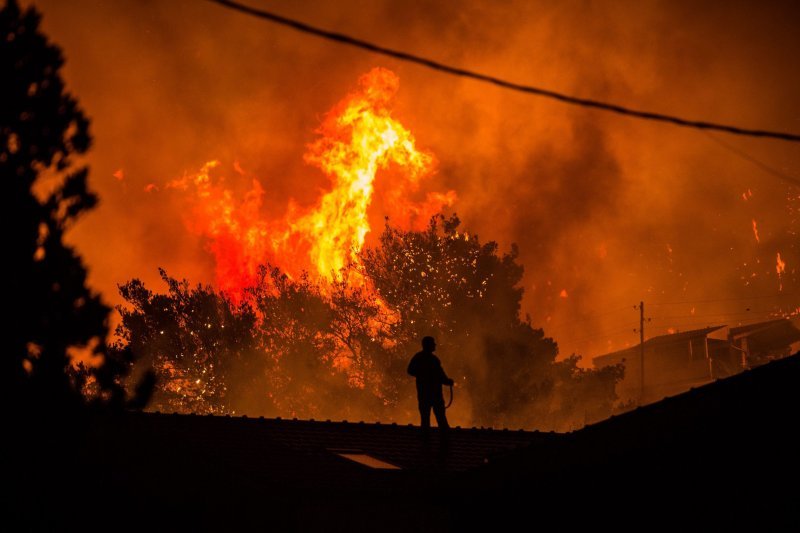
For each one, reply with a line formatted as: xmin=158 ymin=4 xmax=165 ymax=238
xmin=419 ymin=402 xmax=431 ymax=430
xmin=432 ymin=400 xmax=449 ymax=430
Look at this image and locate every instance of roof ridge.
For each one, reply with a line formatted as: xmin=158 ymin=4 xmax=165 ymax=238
xmin=137 ymin=411 xmax=542 ymax=433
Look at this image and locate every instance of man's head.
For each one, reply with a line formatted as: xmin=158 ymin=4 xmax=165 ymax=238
xmin=421 ymin=336 xmax=436 ymax=352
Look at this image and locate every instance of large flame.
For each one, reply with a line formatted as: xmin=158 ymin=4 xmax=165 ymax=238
xmin=168 ymin=68 xmax=455 ymax=299
xmin=776 ymin=252 xmax=786 ymax=291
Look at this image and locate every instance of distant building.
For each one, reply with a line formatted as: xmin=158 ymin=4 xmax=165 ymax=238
xmin=593 ymin=326 xmax=735 ymax=404
xmin=729 ymin=318 xmax=800 ymax=368
xmin=593 ymin=318 xmax=800 ymax=405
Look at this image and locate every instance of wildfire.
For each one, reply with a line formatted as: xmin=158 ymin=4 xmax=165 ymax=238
xmin=298 ymin=67 xmax=453 ymax=278
xmin=776 ymin=252 xmax=786 ymax=290
xmin=776 ymin=252 xmax=786 ymax=274
xmin=167 ymin=68 xmax=455 ymax=299
xmin=751 ymin=218 xmax=760 ymax=243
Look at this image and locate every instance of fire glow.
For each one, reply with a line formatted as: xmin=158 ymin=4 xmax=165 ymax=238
xmin=777 ymin=252 xmax=786 ymax=290
xmin=166 ymin=68 xmax=455 ymax=299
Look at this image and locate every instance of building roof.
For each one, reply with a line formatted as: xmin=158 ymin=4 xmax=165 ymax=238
xmin=459 ymin=352 xmax=800 ymax=529
xmin=643 ymin=325 xmax=726 ymax=346
xmin=485 ymin=351 xmax=800 ymax=472
xmin=75 ymin=408 xmax=555 ymax=531
xmin=114 ymin=412 xmax=550 ymax=480
xmin=729 ymin=318 xmax=789 ymax=338
xmin=729 ymin=317 xmax=800 ymax=349
xmin=27 ymin=353 xmax=800 ymax=531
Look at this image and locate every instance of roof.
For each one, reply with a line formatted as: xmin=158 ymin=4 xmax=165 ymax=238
xmin=729 ymin=318 xmax=789 ymax=337
xmin=486 ymin=351 xmax=800 ymax=474
xmin=643 ymin=325 xmax=726 ymax=346
xmin=76 ymin=410 xmax=554 ymax=530
xmin=593 ymin=325 xmax=726 ymax=365
xmin=20 ymin=353 xmax=800 ymax=531
xmin=114 ymin=412 xmax=549 ymax=477
xmin=729 ymin=317 xmax=800 ymax=348
xmin=459 ymin=352 xmax=800 ymax=529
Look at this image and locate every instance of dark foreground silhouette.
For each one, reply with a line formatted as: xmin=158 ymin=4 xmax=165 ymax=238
xmin=408 ymin=336 xmax=454 ymax=431
xmin=8 ymin=353 xmax=799 ymax=531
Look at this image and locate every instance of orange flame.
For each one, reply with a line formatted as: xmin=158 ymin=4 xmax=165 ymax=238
xmin=776 ymin=252 xmax=786 ymax=291
xmin=168 ymin=68 xmax=455 ymax=299
xmin=751 ymin=218 xmax=760 ymax=243
xmin=297 ymin=67 xmax=447 ymax=278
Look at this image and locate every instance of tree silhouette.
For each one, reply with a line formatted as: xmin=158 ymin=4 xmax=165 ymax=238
xmin=3 ymin=2 xmax=155 ymax=526
xmin=119 ymin=267 xmax=372 ymax=419
xmin=250 ymin=266 xmax=366 ymax=417
xmin=327 ymin=268 xmax=396 ymax=402
xmin=2 ymin=0 xmax=141 ymax=411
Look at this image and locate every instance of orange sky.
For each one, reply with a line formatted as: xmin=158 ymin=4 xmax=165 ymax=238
xmin=31 ymin=0 xmax=800 ymax=361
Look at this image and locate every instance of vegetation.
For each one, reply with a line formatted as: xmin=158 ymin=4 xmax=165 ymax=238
xmin=2 ymin=0 xmax=147 ymax=412
xmin=118 ymin=216 xmax=622 ymax=430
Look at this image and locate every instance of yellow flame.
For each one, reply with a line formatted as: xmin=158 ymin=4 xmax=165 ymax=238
xmin=163 ymin=68 xmax=454 ymax=299
xmin=298 ymin=67 xmax=436 ymax=279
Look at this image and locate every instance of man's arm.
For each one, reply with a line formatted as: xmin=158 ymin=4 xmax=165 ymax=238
xmin=407 ymin=354 xmax=419 ymax=377
xmin=436 ymin=358 xmax=454 ymax=386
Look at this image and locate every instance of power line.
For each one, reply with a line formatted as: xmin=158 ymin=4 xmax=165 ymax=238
xmin=546 ymin=295 xmax=796 ymax=336
xmin=559 ymin=325 xmax=638 ymax=347
xmin=648 ymin=314 xmax=791 ymax=329
xmin=556 ymin=322 xmax=636 ymax=341
xmin=207 ymin=0 xmax=800 ymax=143
xmin=702 ymin=132 xmax=800 ymax=187
xmin=549 ymin=293 xmax=795 ymax=322
xmin=557 ymin=305 xmax=798 ymax=358
xmin=542 ymin=305 xmax=632 ymax=331
xmin=651 ymin=310 xmax=786 ymax=320
xmin=563 ymin=312 xmax=794 ymax=345
xmin=650 ymin=293 xmax=796 ymax=306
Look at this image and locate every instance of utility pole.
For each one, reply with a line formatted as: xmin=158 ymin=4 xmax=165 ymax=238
xmin=639 ymin=301 xmax=644 ymax=403
xmin=634 ymin=301 xmax=647 ymax=404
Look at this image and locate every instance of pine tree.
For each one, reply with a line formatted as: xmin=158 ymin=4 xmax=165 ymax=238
xmin=2 ymin=0 xmax=139 ymax=410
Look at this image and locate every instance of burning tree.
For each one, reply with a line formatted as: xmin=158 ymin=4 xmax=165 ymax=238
xmin=163 ymin=68 xmax=455 ymax=301
xmin=249 ymin=266 xmax=370 ymax=418
xmin=115 ymin=269 xmax=263 ymax=414
xmin=117 ymin=216 xmax=620 ymax=429
xmin=120 ymin=266 xmax=379 ymax=419
xmin=327 ymin=269 xmax=398 ymax=400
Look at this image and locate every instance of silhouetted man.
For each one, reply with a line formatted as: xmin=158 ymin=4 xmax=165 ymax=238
xmin=407 ymin=336 xmax=454 ymax=431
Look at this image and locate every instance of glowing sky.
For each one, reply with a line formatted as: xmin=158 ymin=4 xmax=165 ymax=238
xmin=32 ymin=0 xmax=800 ymax=360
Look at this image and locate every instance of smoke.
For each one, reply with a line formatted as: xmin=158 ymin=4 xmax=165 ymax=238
xmin=32 ymin=0 xmax=800 ymax=364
